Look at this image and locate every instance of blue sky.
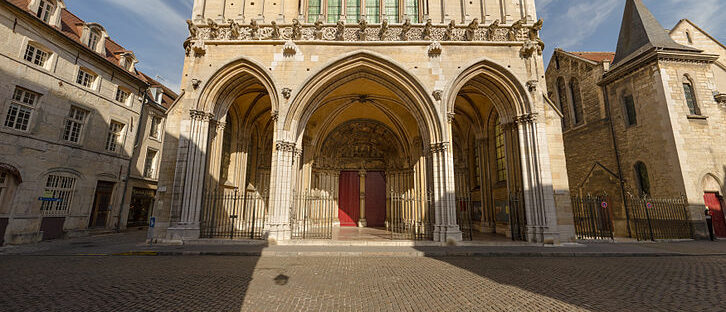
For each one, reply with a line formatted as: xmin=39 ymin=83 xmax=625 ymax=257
xmin=62 ymin=0 xmax=726 ymax=92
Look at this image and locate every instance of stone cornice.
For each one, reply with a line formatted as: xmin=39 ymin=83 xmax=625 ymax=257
xmin=600 ymin=49 xmax=719 ymax=85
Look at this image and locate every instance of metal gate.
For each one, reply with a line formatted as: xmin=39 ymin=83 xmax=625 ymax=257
xmin=389 ymin=192 xmax=434 ymax=240
xmin=456 ymin=195 xmax=474 ymax=241
xmin=290 ymin=191 xmax=336 ymax=239
xmin=628 ymin=195 xmax=692 ymax=240
xmin=571 ymin=194 xmax=613 ymax=240
xmin=509 ymin=191 xmax=527 ymax=241
xmin=200 ymin=188 xmax=267 ymax=239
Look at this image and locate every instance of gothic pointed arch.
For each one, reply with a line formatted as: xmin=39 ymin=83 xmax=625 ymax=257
xmin=285 ymin=51 xmax=441 ymax=145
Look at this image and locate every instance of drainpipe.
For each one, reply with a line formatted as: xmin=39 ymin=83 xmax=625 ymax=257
xmin=601 ymin=84 xmax=631 ymax=238
xmin=116 ymin=88 xmax=149 ymax=231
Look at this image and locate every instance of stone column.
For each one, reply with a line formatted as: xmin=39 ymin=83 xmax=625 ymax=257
xmin=205 ymin=120 xmax=226 ymax=191
xmin=515 ymin=113 xmax=558 ymax=244
xmin=358 ymin=170 xmax=367 ymax=227
xmin=169 ymin=109 xmax=213 ymax=240
xmin=267 ymin=140 xmax=296 ymax=241
xmin=430 ymin=142 xmax=463 ymax=242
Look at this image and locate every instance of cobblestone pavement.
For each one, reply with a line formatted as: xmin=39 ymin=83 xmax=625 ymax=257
xmin=1 ymin=255 xmax=724 ymax=312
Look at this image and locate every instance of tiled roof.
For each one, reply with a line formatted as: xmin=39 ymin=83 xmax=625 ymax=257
xmin=140 ymin=73 xmax=179 ymax=109
xmin=5 ymin=0 xmax=176 ymax=94
xmin=568 ymin=52 xmax=616 ymax=63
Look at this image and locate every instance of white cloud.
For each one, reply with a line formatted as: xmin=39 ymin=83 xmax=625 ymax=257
xmin=549 ymin=0 xmax=620 ymax=49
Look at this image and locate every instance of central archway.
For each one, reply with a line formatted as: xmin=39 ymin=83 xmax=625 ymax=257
xmin=285 ymin=52 xmax=442 ymax=240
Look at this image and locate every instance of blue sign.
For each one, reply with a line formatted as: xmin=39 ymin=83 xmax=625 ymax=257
xmin=149 ymin=217 xmax=156 ymax=228
xmin=601 ymin=202 xmax=608 ymax=209
xmin=38 ymin=197 xmax=62 ymax=202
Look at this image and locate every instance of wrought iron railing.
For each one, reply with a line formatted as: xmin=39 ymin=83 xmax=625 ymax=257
xmin=290 ymin=190 xmax=337 ymax=239
xmin=571 ymin=194 xmax=614 ymax=240
xmin=200 ymin=188 xmax=267 ymax=239
xmin=389 ymin=192 xmax=434 ymax=241
xmin=627 ymin=195 xmax=692 ymax=241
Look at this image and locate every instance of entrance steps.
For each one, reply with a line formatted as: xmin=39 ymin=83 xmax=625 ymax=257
xmin=182 ymin=238 xmax=533 ymax=247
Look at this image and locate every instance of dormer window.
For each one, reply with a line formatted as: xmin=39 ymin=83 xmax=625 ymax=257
xmin=36 ymin=0 xmax=55 ymax=23
xmin=87 ymin=29 xmax=101 ymax=50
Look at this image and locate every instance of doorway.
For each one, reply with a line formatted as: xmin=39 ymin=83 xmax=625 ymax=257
xmin=705 ymin=192 xmax=726 ymax=237
xmin=365 ymin=172 xmax=386 ymax=227
xmin=89 ymin=181 xmax=115 ymax=228
xmin=338 ymin=172 xmax=359 ymax=227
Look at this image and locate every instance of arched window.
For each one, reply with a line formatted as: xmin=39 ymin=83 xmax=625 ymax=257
xmin=36 ymin=0 xmax=55 ymax=23
xmin=682 ymin=76 xmax=701 ymax=115
xmin=622 ymin=94 xmax=637 ymax=126
xmin=556 ymin=77 xmax=568 ymax=129
xmin=220 ymin=116 xmax=233 ymax=183
xmin=306 ymin=0 xmax=416 ymax=24
xmin=569 ymin=78 xmax=584 ymax=125
xmin=494 ymin=119 xmax=506 ymax=183
xmin=634 ymin=162 xmax=650 ymax=196
xmin=685 ymin=31 xmax=693 ymax=45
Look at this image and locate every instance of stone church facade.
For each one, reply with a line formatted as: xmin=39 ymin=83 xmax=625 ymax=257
xmin=153 ymin=0 xmax=575 ymax=243
xmin=546 ymin=0 xmax=726 ymax=238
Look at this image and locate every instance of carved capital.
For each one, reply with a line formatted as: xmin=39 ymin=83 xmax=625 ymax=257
xmin=429 ymin=142 xmax=448 ymax=154
xmin=190 ymin=109 xmax=213 ymax=121
xmin=276 ymin=141 xmax=297 ymax=153
xmin=447 ymin=112 xmax=456 ymax=123
xmin=271 ymin=111 xmax=279 ymax=122
xmin=514 ymin=113 xmax=539 ymax=125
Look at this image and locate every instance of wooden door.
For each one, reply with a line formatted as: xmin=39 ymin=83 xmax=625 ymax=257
xmin=705 ymin=193 xmax=726 ymax=237
xmin=338 ymin=172 xmax=359 ymax=227
xmin=89 ymin=181 xmax=115 ymax=228
xmin=365 ymin=172 xmax=386 ymax=227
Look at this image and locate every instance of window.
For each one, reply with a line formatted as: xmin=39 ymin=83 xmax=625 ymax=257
xmin=634 ymin=162 xmax=650 ymax=196
xmin=0 ymin=172 xmax=6 ymax=205
xmin=569 ymin=78 xmax=584 ymax=125
xmin=556 ymin=77 xmax=568 ymax=129
xmin=115 ymin=88 xmax=130 ymax=104
xmin=327 ymin=0 xmax=342 ymax=23
xmin=346 ymin=0 xmax=360 ymax=23
xmin=495 ymin=121 xmax=506 ymax=182
xmin=623 ymin=94 xmax=637 ymax=126
xmin=685 ymin=31 xmax=693 ymax=45
xmin=366 ymin=0 xmax=380 ymax=23
xmin=384 ymin=0 xmax=399 ymax=23
xmin=307 ymin=0 xmax=413 ymax=24
xmin=105 ymin=121 xmax=125 ymax=152
xmin=220 ymin=120 xmax=232 ymax=182
xmin=405 ymin=0 xmax=419 ymax=23
xmin=40 ymin=174 xmax=76 ymax=216
xmin=24 ymin=44 xmax=49 ymax=67
xmin=87 ymin=30 xmax=101 ymax=50
xmin=63 ymin=106 xmax=88 ymax=143
xmin=76 ymin=68 xmax=96 ymax=88
xmin=682 ymin=78 xmax=701 ymax=115
xmin=36 ymin=0 xmax=55 ymax=23
xmin=149 ymin=116 xmax=162 ymax=139
xmin=307 ymin=0 xmax=321 ymax=22
xmin=143 ymin=149 xmax=158 ymax=178
xmin=5 ymin=87 xmax=39 ymax=131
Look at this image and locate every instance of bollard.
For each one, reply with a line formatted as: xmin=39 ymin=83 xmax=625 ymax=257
xmin=706 ymin=208 xmax=715 ymax=241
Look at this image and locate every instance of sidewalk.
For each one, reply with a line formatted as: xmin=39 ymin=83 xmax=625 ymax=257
xmin=3 ymin=229 xmax=726 ymax=257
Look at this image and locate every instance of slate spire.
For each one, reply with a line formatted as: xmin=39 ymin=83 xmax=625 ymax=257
xmin=612 ymin=0 xmax=699 ymax=66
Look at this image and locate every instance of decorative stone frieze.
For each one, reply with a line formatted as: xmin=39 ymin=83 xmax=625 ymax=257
xmin=427 ymin=41 xmax=442 ymax=57
xmin=276 ymin=141 xmax=297 ymax=152
xmin=184 ymin=17 xmax=538 ymax=43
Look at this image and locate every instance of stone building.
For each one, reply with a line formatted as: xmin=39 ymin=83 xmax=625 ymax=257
xmin=545 ymin=0 xmax=726 ymax=238
xmin=0 ymin=0 xmax=177 ymax=245
xmin=153 ymin=0 xmax=575 ymax=244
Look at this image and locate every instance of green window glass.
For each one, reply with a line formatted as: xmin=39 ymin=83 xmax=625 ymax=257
xmin=384 ymin=0 xmax=399 ymax=23
xmin=346 ymin=0 xmax=360 ymax=23
xmin=623 ymin=95 xmax=637 ymax=126
xmin=308 ymin=0 xmax=321 ymax=22
xmin=327 ymin=0 xmax=342 ymax=23
xmin=405 ymin=0 xmax=418 ymax=23
xmin=366 ymin=0 xmax=380 ymax=23
xmin=683 ymin=82 xmax=700 ymax=115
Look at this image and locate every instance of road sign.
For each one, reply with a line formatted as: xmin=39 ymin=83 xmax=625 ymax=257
xmin=149 ymin=217 xmax=156 ymax=228
xmin=601 ymin=202 xmax=608 ymax=209
xmin=38 ymin=197 xmax=62 ymax=202
xmin=646 ymin=202 xmax=653 ymax=209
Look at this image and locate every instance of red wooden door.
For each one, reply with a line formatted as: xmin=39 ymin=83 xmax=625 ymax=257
xmin=365 ymin=172 xmax=386 ymax=227
xmin=338 ymin=172 xmax=360 ymax=227
xmin=705 ymin=193 xmax=726 ymax=237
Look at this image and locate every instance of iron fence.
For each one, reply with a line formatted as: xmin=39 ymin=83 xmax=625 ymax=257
xmin=571 ymin=194 xmax=614 ymax=240
xmin=389 ymin=192 xmax=434 ymax=240
xmin=455 ymin=195 xmax=474 ymax=241
xmin=628 ymin=194 xmax=692 ymax=241
xmin=509 ymin=191 xmax=527 ymax=241
xmin=200 ymin=188 xmax=267 ymax=239
xmin=290 ymin=191 xmax=337 ymax=239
